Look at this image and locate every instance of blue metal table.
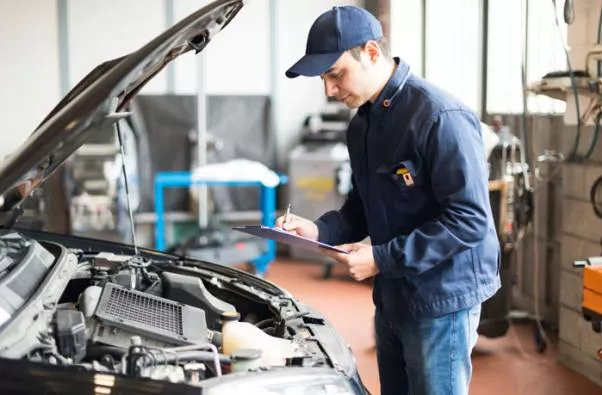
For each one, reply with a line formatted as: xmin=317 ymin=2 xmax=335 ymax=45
xmin=153 ymin=171 xmax=288 ymax=276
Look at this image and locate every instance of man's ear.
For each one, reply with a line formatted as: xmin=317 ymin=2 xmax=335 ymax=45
xmin=364 ymin=40 xmax=380 ymax=63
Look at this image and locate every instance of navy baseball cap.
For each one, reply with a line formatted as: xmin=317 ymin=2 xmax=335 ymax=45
xmin=285 ymin=6 xmax=383 ymax=79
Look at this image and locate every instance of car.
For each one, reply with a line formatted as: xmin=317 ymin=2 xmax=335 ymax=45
xmin=0 ymin=0 xmax=368 ymax=393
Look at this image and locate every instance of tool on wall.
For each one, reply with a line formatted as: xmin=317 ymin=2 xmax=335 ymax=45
xmin=573 ymin=257 xmax=602 ymax=333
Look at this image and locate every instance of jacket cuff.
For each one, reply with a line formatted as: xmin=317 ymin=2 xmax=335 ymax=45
xmin=314 ymin=218 xmax=333 ymax=245
xmin=373 ymin=243 xmax=402 ymax=278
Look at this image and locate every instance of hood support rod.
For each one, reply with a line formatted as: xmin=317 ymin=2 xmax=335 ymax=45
xmin=112 ymin=112 xmax=139 ymax=256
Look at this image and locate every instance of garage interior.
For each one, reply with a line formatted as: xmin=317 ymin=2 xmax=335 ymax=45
xmin=1 ymin=0 xmax=602 ymax=394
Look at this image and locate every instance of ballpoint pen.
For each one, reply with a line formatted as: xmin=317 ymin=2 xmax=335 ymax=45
xmin=283 ymin=203 xmax=292 ymax=225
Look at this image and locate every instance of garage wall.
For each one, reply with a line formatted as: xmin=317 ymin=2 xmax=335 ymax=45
xmin=68 ymin=0 xmax=273 ymax=95
xmin=557 ymin=0 xmax=602 ymax=386
xmin=67 ymin=0 xmax=167 ymax=93
xmin=0 ymin=0 xmax=61 ymax=161
xmin=172 ymin=0 xmax=272 ymax=95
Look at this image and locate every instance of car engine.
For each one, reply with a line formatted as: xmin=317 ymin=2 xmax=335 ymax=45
xmin=0 ymin=234 xmax=332 ymax=385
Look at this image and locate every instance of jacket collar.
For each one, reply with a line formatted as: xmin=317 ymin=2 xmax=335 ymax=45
xmin=358 ymin=57 xmax=410 ymax=119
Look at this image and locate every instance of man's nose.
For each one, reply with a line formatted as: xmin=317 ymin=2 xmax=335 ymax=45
xmin=324 ymin=79 xmax=338 ymax=98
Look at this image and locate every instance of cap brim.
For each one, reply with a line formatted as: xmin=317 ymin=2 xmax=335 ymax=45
xmin=285 ymin=52 xmax=344 ymax=79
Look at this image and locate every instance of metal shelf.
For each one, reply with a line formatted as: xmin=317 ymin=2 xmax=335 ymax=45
xmin=526 ymin=76 xmax=593 ymax=102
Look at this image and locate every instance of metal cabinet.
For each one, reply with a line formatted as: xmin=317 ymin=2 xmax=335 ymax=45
xmin=287 ymin=142 xmax=351 ymax=261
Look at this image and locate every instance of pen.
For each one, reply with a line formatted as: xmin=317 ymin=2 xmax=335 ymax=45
xmin=283 ymin=203 xmax=292 ymax=225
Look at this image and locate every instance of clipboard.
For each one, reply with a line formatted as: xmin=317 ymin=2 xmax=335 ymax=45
xmin=232 ymin=225 xmax=351 ymax=254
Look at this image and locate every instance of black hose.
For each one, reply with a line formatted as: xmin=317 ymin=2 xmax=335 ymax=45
xmin=255 ymin=318 xmax=275 ymax=329
xmin=85 ymin=345 xmax=127 ymax=359
xmin=590 ymin=176 xmax=602 ymax=219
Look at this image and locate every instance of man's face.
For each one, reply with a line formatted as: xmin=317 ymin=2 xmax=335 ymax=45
xmin=321 ymin=50 xmax=375 ymax=109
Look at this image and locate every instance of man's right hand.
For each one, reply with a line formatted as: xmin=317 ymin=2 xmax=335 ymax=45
xmin=275 ymin=213 xmax=319 ymax=241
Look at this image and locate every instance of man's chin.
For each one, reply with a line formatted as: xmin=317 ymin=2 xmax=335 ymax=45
xmin=341 ymin=97 xmax=361 ymax=109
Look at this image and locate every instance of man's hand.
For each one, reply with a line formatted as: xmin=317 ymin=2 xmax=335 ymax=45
xmin=321 ymin=243 xmax=379 ymax=281
xmin=275 ymin=213 xmax=319 ymax=241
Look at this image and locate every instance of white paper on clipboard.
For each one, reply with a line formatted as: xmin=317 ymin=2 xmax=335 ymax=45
xmin=232 ymin=225 xmax=351 ymax=254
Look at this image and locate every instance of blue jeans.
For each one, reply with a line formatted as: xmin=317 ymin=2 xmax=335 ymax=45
xmin=374 ymin=304 xmax=481 ymax=395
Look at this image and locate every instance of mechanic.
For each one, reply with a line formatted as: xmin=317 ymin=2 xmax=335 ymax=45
xmin=276 ymin=5 xmax=501 ymax=395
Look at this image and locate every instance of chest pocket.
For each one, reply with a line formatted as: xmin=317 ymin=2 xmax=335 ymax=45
xmin=377 ymin=158 xmax=427 ymax=212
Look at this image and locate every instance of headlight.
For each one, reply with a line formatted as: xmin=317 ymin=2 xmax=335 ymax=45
xmin=205 ymin=370 xmax=363 ymax=395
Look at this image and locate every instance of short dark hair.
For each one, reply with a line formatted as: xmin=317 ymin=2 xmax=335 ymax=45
xmin=348 ymin=37 xmax=391 ymax=61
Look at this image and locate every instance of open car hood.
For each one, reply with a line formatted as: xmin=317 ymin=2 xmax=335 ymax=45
xmin=0 ymin=0 xmax=244 ymax=218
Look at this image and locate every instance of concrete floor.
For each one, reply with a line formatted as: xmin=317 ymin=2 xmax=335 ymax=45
xmin=258 ymin=259 xmax=602 ymax=395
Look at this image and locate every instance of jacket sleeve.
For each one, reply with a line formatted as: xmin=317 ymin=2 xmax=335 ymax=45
xmin=314 ymin=176 xmax=369 ymax=246
xmin=372 ymin=110 xmax=491 ymax=278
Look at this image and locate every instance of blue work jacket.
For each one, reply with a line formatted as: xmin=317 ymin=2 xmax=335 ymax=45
xmin=315 ymin=58 xmax=501 ymax=318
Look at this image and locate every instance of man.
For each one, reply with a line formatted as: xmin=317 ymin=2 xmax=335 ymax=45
xmin=276 ymin=5 xmax=501 ymax=395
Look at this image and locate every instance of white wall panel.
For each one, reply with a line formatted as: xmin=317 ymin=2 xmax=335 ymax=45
xmin=487 ymin=0 xmax=568 ymax=114
xmin=486 ymin=0 xmax=523 ymax=114
xmin=67 ymin=0 xmax=167 ymax=94
xmin=172 ymin=0 xmax=209 ymax=95
xmin=390 ymin=0 xmax=423 ymax=76
xmin=0 ymin=0 xmax=61 ymax=160
xmin=173 ymin=0 xmax=271 ymax=95
xmin=425 ymin=0 xmax=480 ymax=113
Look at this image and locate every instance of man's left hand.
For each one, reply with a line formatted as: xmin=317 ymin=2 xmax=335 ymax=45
xmin=321 ymin=243 xmax=379 ymax=281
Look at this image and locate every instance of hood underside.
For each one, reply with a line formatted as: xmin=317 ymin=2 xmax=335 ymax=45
xmin=0 ymin=0 xmax=244 ymax=217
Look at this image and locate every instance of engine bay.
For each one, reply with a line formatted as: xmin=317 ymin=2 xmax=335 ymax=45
xmin=0 ymin=232 xmax=335 ymax=385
